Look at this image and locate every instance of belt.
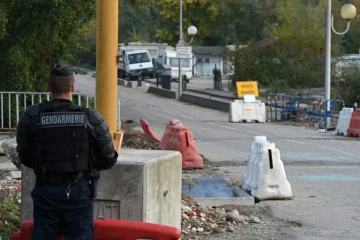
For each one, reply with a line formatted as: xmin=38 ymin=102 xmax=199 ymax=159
xmin=36 ymin=172 xmax=89 ymax=185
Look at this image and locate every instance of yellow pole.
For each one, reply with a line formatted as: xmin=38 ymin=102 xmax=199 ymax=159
xmin=96 ymin=0 xmax=118 ymax=138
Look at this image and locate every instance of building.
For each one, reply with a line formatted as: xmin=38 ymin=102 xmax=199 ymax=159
xmin=192 ymin=46 xmax=224 ymax=77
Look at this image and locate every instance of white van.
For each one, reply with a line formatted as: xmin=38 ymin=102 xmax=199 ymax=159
xmin=118 ymin=48 xmax=154 ymax=80
xmin=162 ymin=50 xmax=193 ymax=80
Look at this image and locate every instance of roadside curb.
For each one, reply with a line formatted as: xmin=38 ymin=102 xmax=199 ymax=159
xmin=187 ymin=89 xmax=237 ymax=101
xmin=118 ymin=78 xmax=137 ymax=88
xmin=179 ymin=93 xmax=230 ymax=112
xmin=147 ymin=87 xmax=176 ymax=99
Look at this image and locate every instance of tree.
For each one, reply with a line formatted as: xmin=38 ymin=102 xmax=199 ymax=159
xmin=0 ymin=0 xmax=95 ymax=92
xmin=119 ymin=0 xmax=157 ymax=43
xmin=155 ymin=0 xmax=220 ymax=45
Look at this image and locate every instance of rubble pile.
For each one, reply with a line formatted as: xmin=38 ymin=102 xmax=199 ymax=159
xmin=1 ymin=137 xmax=20 ymax=170
xmin=181 ymin=192 xmax=262 ymax=238
xmin=0 ymin=178 xmax=21 ymax=203
xmin=122 ymin=129 xmax=159 ymax=150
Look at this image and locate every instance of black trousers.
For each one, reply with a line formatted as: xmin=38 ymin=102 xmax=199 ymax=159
xmin=31 ymin=181 xmax=94 ymax=240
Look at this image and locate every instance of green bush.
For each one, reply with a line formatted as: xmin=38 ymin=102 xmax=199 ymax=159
xmin=333 ymin=76 xmax=360 ymax=107
xmin=0 ymin=196 xmax=20 ymax=240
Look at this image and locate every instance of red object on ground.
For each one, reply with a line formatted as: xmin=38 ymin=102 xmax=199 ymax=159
xmin=159 ymin=119 xmax=203 ymax=169
xmin=347 ymin=109 xmax=360 ymax=137
xmin=12 ymin=219 xmax=181 ymax=240
xmin=140 ymin=118 xmax=161 ymax=141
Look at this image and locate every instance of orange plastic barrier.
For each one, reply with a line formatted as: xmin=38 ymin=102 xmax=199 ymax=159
xmin=140 ymin=118 xmax=161 ymax=141
xmin=347 ymin=109 xmax=360 ymax=137
xmin=159 ymin=119 xmax=203 ymax=169
xmin=12 ymin=219 xmax=181 ymax=240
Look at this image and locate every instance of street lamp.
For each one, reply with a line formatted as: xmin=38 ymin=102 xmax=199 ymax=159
xmin=324 ymin=1 xmax=357 ymax=131
xmin=177 ymin=0 xmax=197 ymax=97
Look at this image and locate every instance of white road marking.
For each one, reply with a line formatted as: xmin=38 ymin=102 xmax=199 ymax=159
xmin=245 ymin=131 xmax=263 ymax=135
xmin=180 ymin=115 xmax=194 ymax=120
xmin=149 ymin=107 xmax=159 ymax=110
xmin=136 ymin=103 xmax=146 ymax=107
xmin=221 ymin=126 xmax=238 ymax=130
xmin=317 ymin=147 xmax=356 ymax=156
xmin=163 ymin=110 xmax=175 ymax=115
xmin=283 ymin=139 xmax=306 ymax=145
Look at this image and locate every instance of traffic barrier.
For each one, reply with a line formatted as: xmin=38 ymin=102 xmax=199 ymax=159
xmin=347 ymin=109 xmax=360 ymax=137
xmin=241 ymin=136 xmax=292 ymax=200
xmin=335 ymin=107 xmax=353 ymax=136
xmin=159 ymin=120 xmax=203 ymax=169
xmin=242 ymin=136 xmax=267 ymax=191
xmin=229 ymin=100 xmax=266 ymax=123
xmin=12 ymin=219 xmax=181 ymax=240
xmin=140 ymin=118 xmax=161 ymax=141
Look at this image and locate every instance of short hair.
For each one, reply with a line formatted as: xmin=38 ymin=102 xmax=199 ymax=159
xmin=48 ymin=75 xmax=74 ymax=95
xmin=48 ymin=60 xmax=74 ymax=95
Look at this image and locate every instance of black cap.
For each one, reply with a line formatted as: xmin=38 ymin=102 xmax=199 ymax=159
xmin=50 ymin=60 xmax=73 ymax=76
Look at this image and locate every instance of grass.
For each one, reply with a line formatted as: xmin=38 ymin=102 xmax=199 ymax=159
xmin=0 ymin=194 xmax=20 ymax=240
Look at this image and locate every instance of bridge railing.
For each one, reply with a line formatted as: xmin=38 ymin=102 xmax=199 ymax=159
xmin=0 ymin=92 xmax=121 ymax=130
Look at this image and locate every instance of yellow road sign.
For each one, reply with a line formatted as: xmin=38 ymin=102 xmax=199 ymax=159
xmin=236 ymin=81 xmax=259 ymax=98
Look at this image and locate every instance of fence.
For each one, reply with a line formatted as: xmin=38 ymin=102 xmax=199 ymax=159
xmin=0 ymin=92 xmax=121 ymax=130
xmin=265 ymin=92 xmax=344 ymax=128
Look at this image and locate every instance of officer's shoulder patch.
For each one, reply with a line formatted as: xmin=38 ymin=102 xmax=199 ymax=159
xmin=40 ymin=112 xmax=87 ymax=128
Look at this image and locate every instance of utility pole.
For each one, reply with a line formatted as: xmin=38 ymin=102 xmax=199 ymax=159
xmin=324 ymin=0 xmax=332 ymax=131
xmin=178 ymin=0 xmax=183 ymax=98
xmin=96 ymin=0 xmax=119 ymax=137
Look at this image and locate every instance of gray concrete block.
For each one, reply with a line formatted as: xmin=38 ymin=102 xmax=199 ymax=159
xmin=117 ymin=78 xmax=137 ymax=88
xmin=117 ymin=78 xmax=127 ymax=86
xmin=147 ymin=86 xmax=176 ymax=99
xmin=179 ymin=93 xmax=230 ymax=112
xmin=182 ymin=177 xmax=254 ymax=207
xmin=21 ymin=149 xmax=182 ymax=229
xmin=192 ymin=186 xmax=254 ymax=206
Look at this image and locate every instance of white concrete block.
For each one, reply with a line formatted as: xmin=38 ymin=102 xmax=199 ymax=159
xmin=242 ymin=136 xmax=292 ymax=200
xmin=336 ymin=107 xmax=354 ymax=136
xmin=242 ymin=136 xmax=267 ymax=191
xmin=229 ymin=100 xmax=266 ymax=123
xmin=21 ymin=149 xmax=182 ymax=230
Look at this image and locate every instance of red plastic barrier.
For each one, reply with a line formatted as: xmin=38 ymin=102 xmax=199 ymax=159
xmin=347 ymin=109 xmax=360 ymax=137
xmin=140 ymin=118 xmax=161 ymax=142
xmin=159 ymin=119 xmax=203 ymax=169
xmin=12 ymin=219 xmax=181 ymax=240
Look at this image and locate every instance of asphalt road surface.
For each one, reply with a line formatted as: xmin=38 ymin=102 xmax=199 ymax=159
xmin=74 ymin=72 xmax=360 ymax=239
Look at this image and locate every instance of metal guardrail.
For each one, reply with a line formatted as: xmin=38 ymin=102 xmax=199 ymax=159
xmin=0 ymin=92 xmax=121 ymax=130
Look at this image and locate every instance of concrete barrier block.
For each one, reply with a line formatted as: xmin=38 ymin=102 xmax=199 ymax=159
xmin=229 ymin=100 xmax=266 ymax=123
xmin=117 ymin=78 xmax=137 ymax=88
xmin=179 ymin=93 xmax=230 ymax=112
xmin=242 ymin=136 xmax=267 ymax=191
xmin=21 ymin=149 xmax=182 ymax=230
xmin=336 ymin=107 xmax=354 ymax=136
xmin=147 ymin=86 xmax=176 ymax=99
xmin=242 ymin=136 xmax=292 ymax=200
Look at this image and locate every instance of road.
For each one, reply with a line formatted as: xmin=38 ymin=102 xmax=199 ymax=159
xmin=75 ymin=72 xmax=359 ymax=163
xmin=75 ymin=72 xmax=360 ymax=239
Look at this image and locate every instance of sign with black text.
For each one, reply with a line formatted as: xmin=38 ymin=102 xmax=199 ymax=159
xmin=236 ymin=81 xmax=259 ymax=98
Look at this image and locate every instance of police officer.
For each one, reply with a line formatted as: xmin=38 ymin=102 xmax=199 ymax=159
xmin=16 ymin=60 xmax=118 ymax=240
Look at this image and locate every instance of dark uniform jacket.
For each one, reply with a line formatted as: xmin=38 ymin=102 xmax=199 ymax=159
xmin=16 ymin=99 xmax=117 ymax=173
